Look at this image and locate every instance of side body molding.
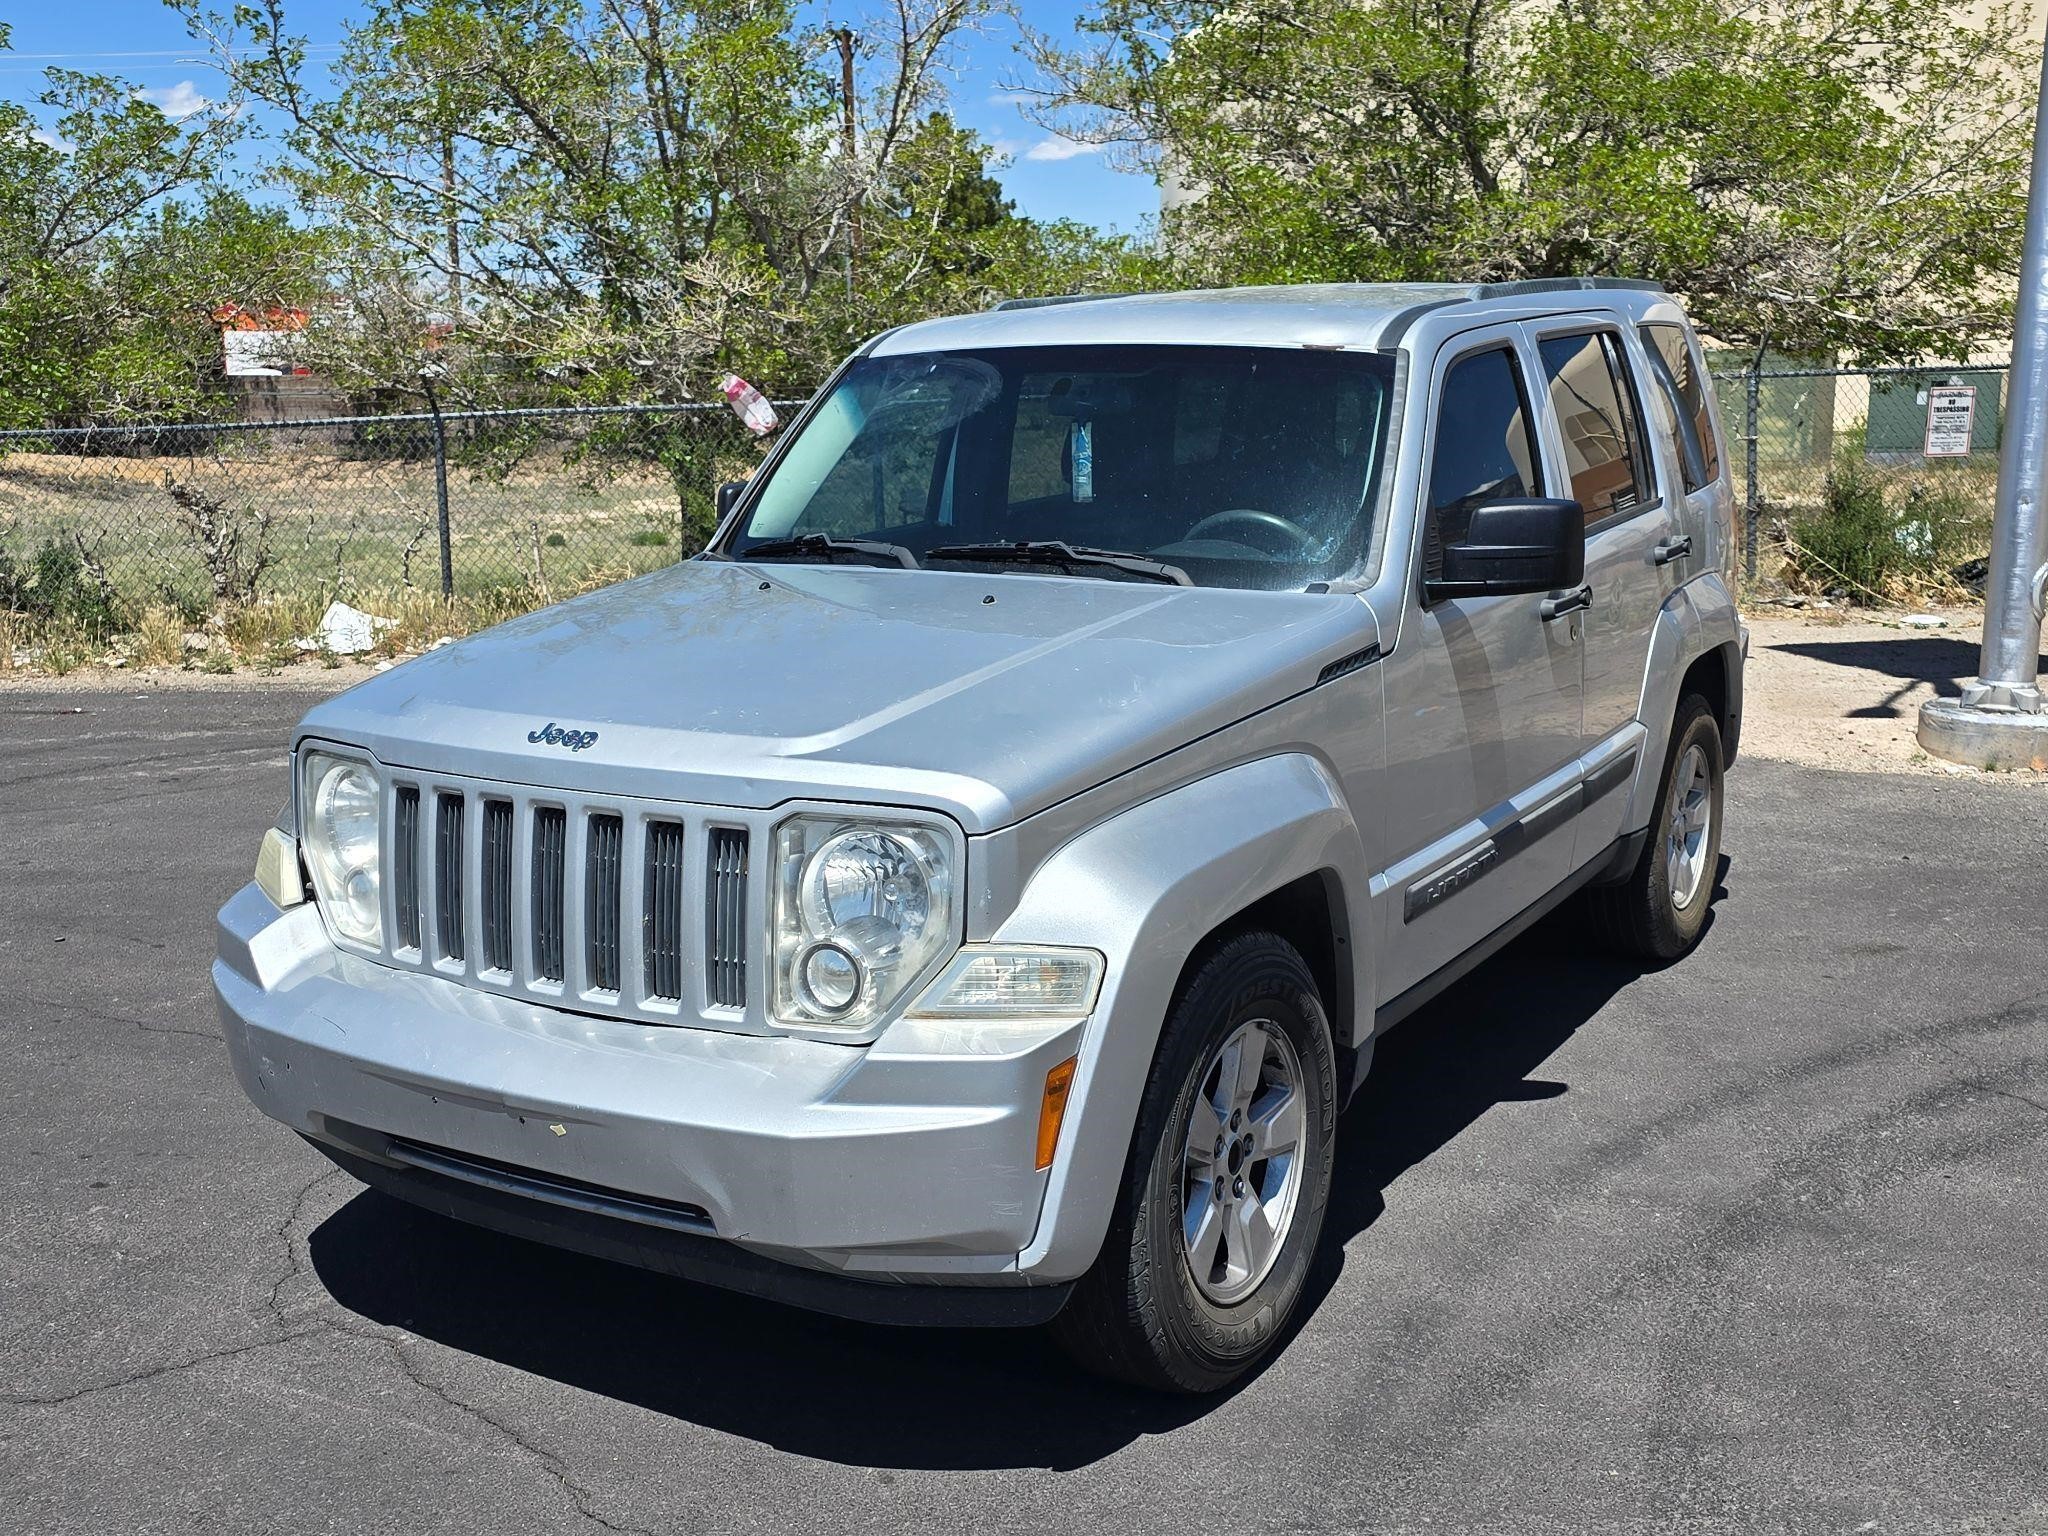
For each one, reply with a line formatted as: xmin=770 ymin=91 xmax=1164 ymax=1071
xmin=993 ymin=752 xmax=1369 ymax=1282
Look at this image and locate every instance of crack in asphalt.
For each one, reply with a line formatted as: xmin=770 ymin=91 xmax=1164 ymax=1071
xmin=260 ymin=1165 xmax=654 ymax=1536
xmin=1923 ymin=1027 xmax=2048 ymax=1121
xmin=10 ymin=1159 xmax=654 ymax=1536
xmin=352 ymin=1328 xmax=660 ymax=1536
xmin=17 ymin=990 xmax=223 ymax=1043
xmin=262 ymin=1167 xmax=349 ymax=1329
xmin=0 ymin=1329 xmax=328 ymax=1410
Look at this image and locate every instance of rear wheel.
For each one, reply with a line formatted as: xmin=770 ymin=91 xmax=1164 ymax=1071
xmin=1585 ymin=693 xmax=1725 ymax=961
xmin=1052 ymin=931 xmax=1336 ymax=1393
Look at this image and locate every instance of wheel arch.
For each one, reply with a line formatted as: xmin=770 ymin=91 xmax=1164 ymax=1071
xmin=1629 ymin=575 xmax=1745 ymax=829
xmin=994 ymin=753 xmax=1369 ymax=1281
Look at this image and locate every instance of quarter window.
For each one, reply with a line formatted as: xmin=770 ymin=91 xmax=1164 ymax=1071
xmin=1641 ymin=324 xmax=1720 ymax=490
xmin=1427 ymin=347 xmax=1543 ymax=559
xmin=1537 ymin=332 xmax=1653 ymax=521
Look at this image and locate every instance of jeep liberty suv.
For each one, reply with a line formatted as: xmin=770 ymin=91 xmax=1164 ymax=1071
xmin=217 ymin=279 xmax=1746 ymax=1392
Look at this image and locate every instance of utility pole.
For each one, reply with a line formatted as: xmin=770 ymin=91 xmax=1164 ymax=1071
xmin=837 ymin=27 xmax=859 ymax=301
xmin=1920 ymin=49 xmax=2048 ymax=769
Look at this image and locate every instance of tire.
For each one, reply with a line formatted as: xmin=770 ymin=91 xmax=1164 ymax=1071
xmin=1584 ymin=693 xmax=1725 ymax=961
xmin=1052 ymin=930 xmax=1337 ymax=1393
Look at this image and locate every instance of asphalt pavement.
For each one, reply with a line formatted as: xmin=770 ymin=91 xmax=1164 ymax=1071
xmin=1 ymin=685 xmax=2044 ymax=1535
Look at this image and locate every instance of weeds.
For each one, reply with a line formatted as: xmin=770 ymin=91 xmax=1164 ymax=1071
xmin=131 ymin=606 xmax=187 ymax=668
xmin=0 ymin=537 xmax=120 ymax=637
xmin=1783 ymin=453 xmax=1990 ymax=603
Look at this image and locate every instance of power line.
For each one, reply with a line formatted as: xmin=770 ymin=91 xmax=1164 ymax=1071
xmin=1 ymin=46 xmax=340 ymax=61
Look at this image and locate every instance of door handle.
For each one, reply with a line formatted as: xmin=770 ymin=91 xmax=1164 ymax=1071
xmin=1652 ymin=534 xmax=1694 ymax=566
xmin=1539 ymin=583 xmax=1592 ymax=621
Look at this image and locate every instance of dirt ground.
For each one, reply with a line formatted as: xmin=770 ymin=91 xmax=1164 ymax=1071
xmin=5 ymin=601 xmax=2046 ymax=783
xmin=1741 ymin=602 xmax=2048 ymax=781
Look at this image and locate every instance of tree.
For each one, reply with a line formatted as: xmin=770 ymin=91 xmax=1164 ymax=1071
xmin=0 ymin=28 xmax=312 ymax=424
xmin=1022 ymin=0 xmax=2040 ymax=359
xmin=182 ymin=0 xmax=1134 ymax=406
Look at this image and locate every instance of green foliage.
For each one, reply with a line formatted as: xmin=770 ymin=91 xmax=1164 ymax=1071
xmin=1028 ymin=0 xmax=2039 ymax=358
xmin=0 ymin=36 xmax=328 ymax=426
xmin=0 ymin=538 xmax=120 ymax=636
xmin=1789 ymin=456 xmax=1984 ymax=598
xmin=177 ymin=0 xmax=1140 ymax=409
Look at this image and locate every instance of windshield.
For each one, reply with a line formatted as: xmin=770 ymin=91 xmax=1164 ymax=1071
xmin=725 ymin=345 xmax=1399 ymax=589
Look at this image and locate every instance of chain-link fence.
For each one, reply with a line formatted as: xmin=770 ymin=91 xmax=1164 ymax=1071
xmin=0 ymin=402 xmax=799 ymax=625
xmin=1712 ymin=363 xmax=2006 ymax=591
xmin=0 ymin=365 xmax=2014 ymax=636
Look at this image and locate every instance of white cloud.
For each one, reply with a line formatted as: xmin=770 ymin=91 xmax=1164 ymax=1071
xmin=136 ymin=80 xmax=211 ymax=118
xmin=1023 ymin=136 xmax=1102 ymax=163
xmin=30 ymin=126 xmax=75 ymax=154
xmin=987 ymin=90 xmax=1036 ymax=106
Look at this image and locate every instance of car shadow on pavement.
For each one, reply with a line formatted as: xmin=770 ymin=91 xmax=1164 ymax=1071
xmin=307 ymin=862 xmax=1728 ymax=1471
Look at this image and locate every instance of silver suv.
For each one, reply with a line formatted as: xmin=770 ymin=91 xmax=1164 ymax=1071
xmin=217 ymin=279 xmax=1746 ymax=1392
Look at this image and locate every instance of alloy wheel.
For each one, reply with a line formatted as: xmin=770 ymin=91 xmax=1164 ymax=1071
xmin=1178 ymin=1018 xmax=1307 ymax=1306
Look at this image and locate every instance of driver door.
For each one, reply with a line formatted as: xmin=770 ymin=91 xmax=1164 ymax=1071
xmin=1376 ymin=326 xmax=1586 ymax=1000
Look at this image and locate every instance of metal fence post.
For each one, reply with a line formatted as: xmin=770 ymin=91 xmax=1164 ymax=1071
xmin=427 ymin=389 xmax=454 ymax=599
xmin=1743 ymin=363 xmax=1762 ymax=583
xmin=1919 ymin=42 xmax=2048 ymax=768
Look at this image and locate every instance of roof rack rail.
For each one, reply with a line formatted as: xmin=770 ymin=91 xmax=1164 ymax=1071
xmin=1470 ymin=277 xmax=1667 ymax=299
xmin=988 ymin=292 xmax=1135 ymax=312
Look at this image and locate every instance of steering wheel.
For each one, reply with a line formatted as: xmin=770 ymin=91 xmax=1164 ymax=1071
xmin=1184 ymin=508 xmax=1315 ymax=554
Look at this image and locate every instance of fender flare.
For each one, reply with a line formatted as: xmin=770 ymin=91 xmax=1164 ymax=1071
xmin=994 ymin=752 xmax=1368 ymax=1282
xmin=1628 ymin=574 xmax=1744 ymax=830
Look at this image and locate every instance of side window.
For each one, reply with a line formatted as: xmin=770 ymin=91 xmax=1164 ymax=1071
xmin=1537 ymin=331 xmax=1653 ymax=521
xmin=1641 ymin=323 xmax=1720 ymax=490
xmin=1427 ymin=346 xmax=1542 ymax=556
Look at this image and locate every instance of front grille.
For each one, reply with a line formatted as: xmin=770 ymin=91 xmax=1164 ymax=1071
xmin=643 ymin=821 xmax=686 ymax=1001
xmin=706 ymin=828 xmax=748 ymax=1009
xmin=393 ymin=787 xmax=421 ymax=950
xmin=587 ymin=813 xmax=623 ymax=993
xmin=480 ymin=799 xmax=515 ymax=972
xmin=435 ymin=793 xmax=465 ymax=961
xmin=531 ymin=807 xmax=566 ymax=982
xmin=374 ymin=772 xmax=775 ymax=1029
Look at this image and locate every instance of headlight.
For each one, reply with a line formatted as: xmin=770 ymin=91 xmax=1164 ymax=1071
xmin=771 ymin=816 xmax=954 ymax=1030
xmin=299 ymin=749 xmax=383 ymax=947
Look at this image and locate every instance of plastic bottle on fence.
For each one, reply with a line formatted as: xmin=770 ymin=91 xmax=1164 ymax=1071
xmin=720 ymin=374 xmax=781 ymax=437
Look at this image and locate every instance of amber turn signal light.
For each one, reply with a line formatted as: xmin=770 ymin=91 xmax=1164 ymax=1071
xmin=1036 ymin=1057 xmax=1078 ymax=1171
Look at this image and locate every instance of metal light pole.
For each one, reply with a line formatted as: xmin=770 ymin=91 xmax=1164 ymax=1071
xmin=1920 ymin=50 xmax=2048 ymax=768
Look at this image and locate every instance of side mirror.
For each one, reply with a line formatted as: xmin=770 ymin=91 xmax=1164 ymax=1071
xmin=1425 ymin=497 xmax=1584 ymax=602
xmin=715 ymin=479 xmax=750 ymax=522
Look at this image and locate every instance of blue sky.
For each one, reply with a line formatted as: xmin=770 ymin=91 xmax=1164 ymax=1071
xmin=1 ymin=0 xmax=1157 ymax=233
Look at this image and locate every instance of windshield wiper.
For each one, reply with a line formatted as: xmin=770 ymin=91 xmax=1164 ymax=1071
xmin=727 ymin=533 xmax=919 ymax=570
xmin=924 ymin=540 xmax=1192 ymax=587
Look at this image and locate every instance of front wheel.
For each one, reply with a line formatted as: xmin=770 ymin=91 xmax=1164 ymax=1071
xmin=1585 ymin=693 xmax=1726 ymax=961
xmin=1052 ymin=931 xmax=1337 ymax=1393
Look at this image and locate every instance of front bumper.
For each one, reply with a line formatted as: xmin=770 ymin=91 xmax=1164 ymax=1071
xmin=215 ymin=883 xmax=1086 ymax=1320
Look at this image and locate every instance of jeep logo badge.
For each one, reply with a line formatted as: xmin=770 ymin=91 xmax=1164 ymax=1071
xmin=527 ymin=721 xmax=599 ymax=752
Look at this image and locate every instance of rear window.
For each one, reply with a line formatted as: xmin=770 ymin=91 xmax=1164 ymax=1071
xmin=1641 ymin=323 xmax=1721 ymax=490
xmin=1537 ymin=332 xmax=1654 ymax=521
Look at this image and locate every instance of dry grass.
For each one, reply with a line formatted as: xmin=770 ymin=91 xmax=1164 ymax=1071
xmin=130 ymin=605 xmax=187 ymax=668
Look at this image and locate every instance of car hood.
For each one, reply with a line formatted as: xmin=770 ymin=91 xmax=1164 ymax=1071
xmin=296 ymin=560 xmax=1382 ymax=832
